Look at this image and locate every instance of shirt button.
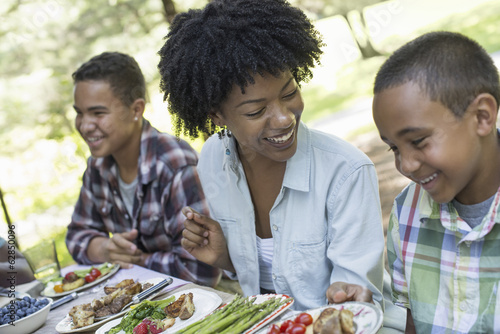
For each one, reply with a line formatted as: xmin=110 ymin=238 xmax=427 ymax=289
xmin=272 ymin=225 xmax=278 ymax=231
xmin=113 ymin=190 xmax=118 ymax=195
xmin=459 ymin=301 xmax=467 ymax=311
xmin=272 ymin=274 xmax=276 ymax=280
xmin=125 ymin=214 xmax=129 ymax=220
xmin=101 ymin=207 xmax=106 ymax=213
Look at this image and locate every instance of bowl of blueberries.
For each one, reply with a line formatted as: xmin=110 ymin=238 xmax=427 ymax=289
xmin=0 ymin=296 xmax=52 ymax=334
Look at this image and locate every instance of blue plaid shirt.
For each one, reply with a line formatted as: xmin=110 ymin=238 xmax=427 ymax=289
xmin=66 ymin=119 xmax=221 ymax=287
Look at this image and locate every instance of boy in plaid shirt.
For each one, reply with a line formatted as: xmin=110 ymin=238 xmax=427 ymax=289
xmin=373 ymin=31 xmax=500 ymax=333
xmin=66 ymin=52 xmax=220 ymax=287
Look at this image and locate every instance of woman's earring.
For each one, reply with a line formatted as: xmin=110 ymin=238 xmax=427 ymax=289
xmin=134 ymin=117 xmax=138 ymax=121
xmin=217 ymin=126 xmax=232 ymax=155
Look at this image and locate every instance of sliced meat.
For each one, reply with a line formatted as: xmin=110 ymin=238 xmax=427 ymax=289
xmin=178 ymin=293 xmax=195 ymax=320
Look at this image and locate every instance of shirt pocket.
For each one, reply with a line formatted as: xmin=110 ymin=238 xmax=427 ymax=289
xmin=139 ymin=210 xmax=163 ymax=236
xmin=94 ymin=200 xmax=119 ymax=233
xmin=478 ymin=280 xmax=500 ymax=333
xmin=285 ymin=238 xmax=330 ymax=307
xmin=217 ymin=218 xmax=242 ymax=254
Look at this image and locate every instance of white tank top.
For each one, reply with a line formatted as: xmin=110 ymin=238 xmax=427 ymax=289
xmin=256 ymin=236 xmax=274 ymax=291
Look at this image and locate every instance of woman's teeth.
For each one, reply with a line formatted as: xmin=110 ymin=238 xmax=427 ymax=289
xmin=267 ymin=130 xmax=293 ymax=143
xmin=420 ymin=173 xmax=438 ymax=184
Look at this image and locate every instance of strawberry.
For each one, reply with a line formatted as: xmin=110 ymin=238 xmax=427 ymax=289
xmin=149 ymin=323 xmax=162 ymax=334
xmin=133 ymin=322 xmax=149 ymax=334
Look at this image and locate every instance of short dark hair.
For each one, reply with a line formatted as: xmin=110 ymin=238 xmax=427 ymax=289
xmin=374 ymin=31 xmax=500 ymax=117
xmin=72 ymin=52 xmax=146 ymax=107
xmin=158 ymin=0 xmax=324 ymax=138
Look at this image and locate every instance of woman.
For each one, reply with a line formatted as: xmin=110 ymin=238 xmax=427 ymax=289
xmin=158 ymin=2 xmax=401 ymax=329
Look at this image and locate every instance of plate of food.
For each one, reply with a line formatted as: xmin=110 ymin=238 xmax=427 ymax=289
xmin=55 ymin=277 xmax=168 ymax=333
xmin=96 ymin=288 xmax=223 ymax=334
xmin=259 ymin=301 xmax=383 ymax=334
xmin=169 ymin=293 xmax=293 ymax=334
xmin=42 ymin=263 xmax=120 ymax=297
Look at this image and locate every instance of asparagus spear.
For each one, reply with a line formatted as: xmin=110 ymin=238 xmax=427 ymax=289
xmin=178 ymin=295 xmax=291 ymax=334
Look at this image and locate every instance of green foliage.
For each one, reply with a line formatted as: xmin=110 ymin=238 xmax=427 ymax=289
xmin=302 ymin=0 xmax=500 ymax=123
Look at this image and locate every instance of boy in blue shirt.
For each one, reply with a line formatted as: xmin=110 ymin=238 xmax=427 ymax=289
xmin=372 ymin=31 xmax=500 ymax=333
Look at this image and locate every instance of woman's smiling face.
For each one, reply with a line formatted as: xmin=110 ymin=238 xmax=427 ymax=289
xmin=213 ymin=71 xmax=304 ymax=164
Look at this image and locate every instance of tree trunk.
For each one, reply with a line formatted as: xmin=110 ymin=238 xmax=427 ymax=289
xmin=161 ymin=0 xmax=177 ymax=24
xmin=343 ymin=11 xmax=381 ymax=59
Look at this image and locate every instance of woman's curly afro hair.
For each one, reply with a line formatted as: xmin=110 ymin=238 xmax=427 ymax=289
xmin=158 ymin=0 xmax=323 ymax=138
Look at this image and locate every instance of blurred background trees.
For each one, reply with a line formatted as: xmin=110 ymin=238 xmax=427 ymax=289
xmin=0 ymin=0 xmax=499 ymax=264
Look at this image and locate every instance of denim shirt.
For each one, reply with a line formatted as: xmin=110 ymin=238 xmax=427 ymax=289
xmin=198 ymin=122 xmax=386 ymax=310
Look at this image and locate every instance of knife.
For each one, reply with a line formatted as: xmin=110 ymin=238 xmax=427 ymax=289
xmin=120 ymin=277 xmax=174 ymax=311
xmin=93 ymin=277 xmax=174 ymax=320
xmin=50 ymin=292 xmax=78 ymax=310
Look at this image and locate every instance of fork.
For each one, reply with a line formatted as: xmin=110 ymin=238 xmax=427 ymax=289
xmin=94 ymin=277 xmax=173 ymax=320
xmin=50 ymin=279 xmax=110 ymax=310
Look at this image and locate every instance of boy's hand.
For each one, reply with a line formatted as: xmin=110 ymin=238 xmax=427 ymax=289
xmin=326 ymin=281 xmax=373 ymax=304
xmin=181 ymin=206 xmax=234 ymax=272
xmin=89 ymin=229 xmax=145 ymax=268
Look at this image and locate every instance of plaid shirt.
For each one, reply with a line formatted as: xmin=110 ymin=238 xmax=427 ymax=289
xmin=66 ymin=119 xmax=221 ymax=287
xmin=387 ymin=182 xmax=500 ymax=333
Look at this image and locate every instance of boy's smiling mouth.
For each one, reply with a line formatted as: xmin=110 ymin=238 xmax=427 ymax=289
xmin=420 ymin=172 xmax=438 ymax=185
xmin=86 ymin=136 xmax=104 ymax=143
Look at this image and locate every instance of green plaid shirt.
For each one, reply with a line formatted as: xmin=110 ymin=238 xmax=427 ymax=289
xmin=387 ymin=182 xmax=500 ymax=333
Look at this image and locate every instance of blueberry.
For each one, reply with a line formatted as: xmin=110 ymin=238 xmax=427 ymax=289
xmin=16 ymin=309 xmax=25 ymax=317
xmin=22 ymin=296 xmax=30 ymax=302
xmin=30 ymin=298 xmax=37 ymax=305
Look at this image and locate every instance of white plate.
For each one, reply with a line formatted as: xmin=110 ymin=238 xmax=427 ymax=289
xmin=55 ymin=277 xmax=166 ymax=333
xmin=42 ymin=263 xmax=120 ymax=297
xmin=261 ymin=301 xmax=383 ymax=334
xmin=243 ymin=294 xmax=294 ymax=334
xmin=96 ymin=288 xmax=223 ymax=334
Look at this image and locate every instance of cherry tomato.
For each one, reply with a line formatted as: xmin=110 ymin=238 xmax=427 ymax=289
xmin=294 ymin=312 xmax=313 ymax=326
xmin=84 ymin=273 xmax=96 ymax=283
xmin=90 ymin=268 xmax=101 ymax=278
xmin=285 ymin=323 xmax=307 ymax=334
xmin=53 ymin=284 xmax=64 ymax=293
xmin=266 ymin=324 xmax=280 ymax=334
xmin=280 ymin=320 xmax=294 ymax=333
xmin=64 ymin=271 xmax=78 ymax=283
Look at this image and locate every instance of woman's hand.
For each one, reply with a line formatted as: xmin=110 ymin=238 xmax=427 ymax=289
xmin=326 ymin=281 xmax=373 ymax=304
xmin=181 ymin=207 xmax=234 ymax=272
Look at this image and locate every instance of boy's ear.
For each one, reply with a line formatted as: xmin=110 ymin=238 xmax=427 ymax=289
xmin=131 ymin=98 xmax=146 ymax=119
xmin=473 ymin=93 xmax=498 ymax=137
